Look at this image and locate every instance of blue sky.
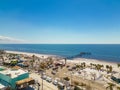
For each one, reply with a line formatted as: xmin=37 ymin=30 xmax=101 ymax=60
xmin=0 ymin=0 xmax=120 ymax=44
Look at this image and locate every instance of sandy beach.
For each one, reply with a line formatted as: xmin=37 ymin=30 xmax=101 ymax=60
xmin=6 ymin=50 xmax=119 ymax=71
xmin=67 ymin=58 xmax=119 ymax=70
xmin=2 ymin=50 xmax=120 ymax=90
xmin=6 ymin=50 xmax=54 ymax=58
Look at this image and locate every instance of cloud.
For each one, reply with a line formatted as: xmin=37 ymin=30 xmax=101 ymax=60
xmin=0 ymin=36 xmax=26 ymax=43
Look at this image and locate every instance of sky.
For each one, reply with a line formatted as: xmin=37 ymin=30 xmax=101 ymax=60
xmin=0 ymin=0 xmax=120 ymax=44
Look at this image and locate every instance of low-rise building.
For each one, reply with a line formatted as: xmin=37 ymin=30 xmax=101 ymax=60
xmin=0 ymin=66 xmax=34 ymax=90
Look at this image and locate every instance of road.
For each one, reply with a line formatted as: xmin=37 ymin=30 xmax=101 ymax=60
xmin=30 ymin=73 xmax=58 ymax=90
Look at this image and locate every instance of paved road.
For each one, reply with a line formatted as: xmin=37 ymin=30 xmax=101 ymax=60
xmin=30 ymin=73 xmax=59 ymax=90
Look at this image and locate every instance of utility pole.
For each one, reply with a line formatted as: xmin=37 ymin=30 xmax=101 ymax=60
xmin=41 ymin=72 xmax=43 ymax=90
xmin=70 ymin=71 xmax=72 ymax=90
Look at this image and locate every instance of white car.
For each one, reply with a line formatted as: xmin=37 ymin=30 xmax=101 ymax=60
xmin=52 ymin=79 xmax=58 ymax=85
xmin=57 ymin=82 xmax=65 ymax=89
xmin=46 ymin=77 xmax=52 ymax=82
xmin=66 ymin=86 xmax=71 ymax=90
xmin=41 ymin=75 xmax=47 ymax=80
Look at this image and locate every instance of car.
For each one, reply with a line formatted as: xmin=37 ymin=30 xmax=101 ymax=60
xmin=52 ymin=67 xmax=58 ymax=70
xmin=66 ymin=65 xmax=70 ymax=68
xmin=66 ymin=86 xmax=71 ymax=90
xmin=52 ymin=79 xmax=58 ymax=85
xmin=51 ymin=70 xmax=56 ymax=75
xmin=46 ymin=77 xmax=52 ymax=82
xmin=41 ymin=75 xmax=47 ymax=80
xmin=57 ymin=82 xmax=65 ymax=89
xmin=68 ymin=67 xmax=72 ymax=71
xmin=49 ymin=65 xmax=54 ymax=68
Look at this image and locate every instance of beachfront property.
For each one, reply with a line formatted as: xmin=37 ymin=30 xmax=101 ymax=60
xmin=0 ymin=66 xmax=34 ymax=90
xmin=1 ymin=50 xmax=120 ymax=90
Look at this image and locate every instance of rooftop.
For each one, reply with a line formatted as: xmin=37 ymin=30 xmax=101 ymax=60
xmin=0 ymin=83 xmax=6 ymax=89
xmin=0 ymin=68 xmax=28 ymax=78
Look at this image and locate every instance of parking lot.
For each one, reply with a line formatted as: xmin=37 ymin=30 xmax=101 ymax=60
xmin=30 ymin=73 xmax=59 ymax=90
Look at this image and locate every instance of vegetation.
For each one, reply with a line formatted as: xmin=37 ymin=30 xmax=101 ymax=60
xmin=106 ymin=83 xmax=115 ymax=90
xmin=117 ymin=64 xmax=120 ymax=68
xmin=10 ymin=60 xmax=18 ymax=66
xmin=74 ymin=81 xmax=85 ymax=90
xmin=63 ymin=77 xmax=70 ymax=81
xmin=117 ymin=87 xmax=120 ymax=90
xmin=39 ymin=62 xmax=47 ymax=70
xmin=32 ymin=55 xmax=35 ymax=62
xmin=80 ymin=62 xmax=86 ymax=69
xmin=74 ymin=81 xmax=79 ymax=86
xmin=46 ymin=57 xmax=53 ymax=66
xmin=106 ymin=65 xmax=113 ymax=73
xmin=65 ymin=58 xmax=67 ymax=65
xmin=0 ymin=49 xmax=6 ymax=54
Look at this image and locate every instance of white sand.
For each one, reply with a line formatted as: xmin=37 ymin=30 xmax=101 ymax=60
xmin=6 ymin=50 xmax=54 ymax=58
xmin=5 ymin=50 xmax=120 ymax=89
xmin=67 ymin=58 xmax=119 ymax=72
xmin=6 ymin=50 xmax=119 ymax=72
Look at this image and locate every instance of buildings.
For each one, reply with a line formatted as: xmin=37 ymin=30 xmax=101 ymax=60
xmin=0 ymin=66 xmax=34 ymax=90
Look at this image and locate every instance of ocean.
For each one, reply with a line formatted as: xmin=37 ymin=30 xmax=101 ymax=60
xmin=0 ymin=44 xmax=120 ymax=62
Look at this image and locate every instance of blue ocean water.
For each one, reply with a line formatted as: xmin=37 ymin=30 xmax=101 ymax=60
xmin=0 ymin=44 xmax=120 ymax=62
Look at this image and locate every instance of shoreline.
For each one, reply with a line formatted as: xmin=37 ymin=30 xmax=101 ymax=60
xmin=4 ymin=50 xmax=120 ymax=90
xmin=6 ymin=50 xmax=56 ymax=58
xmin=6 ymin=50 xmax=119 ymax=65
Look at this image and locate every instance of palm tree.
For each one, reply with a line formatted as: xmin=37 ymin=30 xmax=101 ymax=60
xmin=30 ymin=60 xmax=34 ymax=69
xmin=32 ymin=55 xmax=35 ymax=62
xmin=0 ymin=55 xmax=4 ymax=63
xmin=117 ymin=63 xmax=120 ymax=72
xmin=106 ymin=65 xmax=109 ymax=73
xmin=39 ymin=62 xmax=47 ymax=90
xmin=81 ymin=62 xmax=86 ymax=69
xmin=117 ymin=63 xmax=120 ymax=77
xmin=65 ymin=58 xmax=67 ymax=65
xmin=47 ymin=57 xmax=53 ymax=65
xmin=90 ymin=63 xmax=93 ymax=69
xmin=101 ymin=65 xmax=104 ymax=70
xmin=0 ymin=50 xmax=6 ymax=54
xmin=95 ymin=64 xmax=100 ymax=71
xmin=117 ymin=87 xmax=120 ymax=90
xmin=106 ymin=65 xmax=113 ymax=73
xmin=117 ymin=64 xmax=120 ymax=68
xmin=109 ymin=66 xmax=113 ymax=73
xmin=74 ymin=81 xmax=86 ymax=90
xmin=106 ymin=83 xmax=115 ymax=90
xmin=76 ymin=65 xmax=81 ymax=71
xmin=37 ymin=82 xmax=40 ymax=90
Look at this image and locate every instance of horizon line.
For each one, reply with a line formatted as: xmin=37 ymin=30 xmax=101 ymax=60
xmin=0 ymin=43 xmax=120 ymax=45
